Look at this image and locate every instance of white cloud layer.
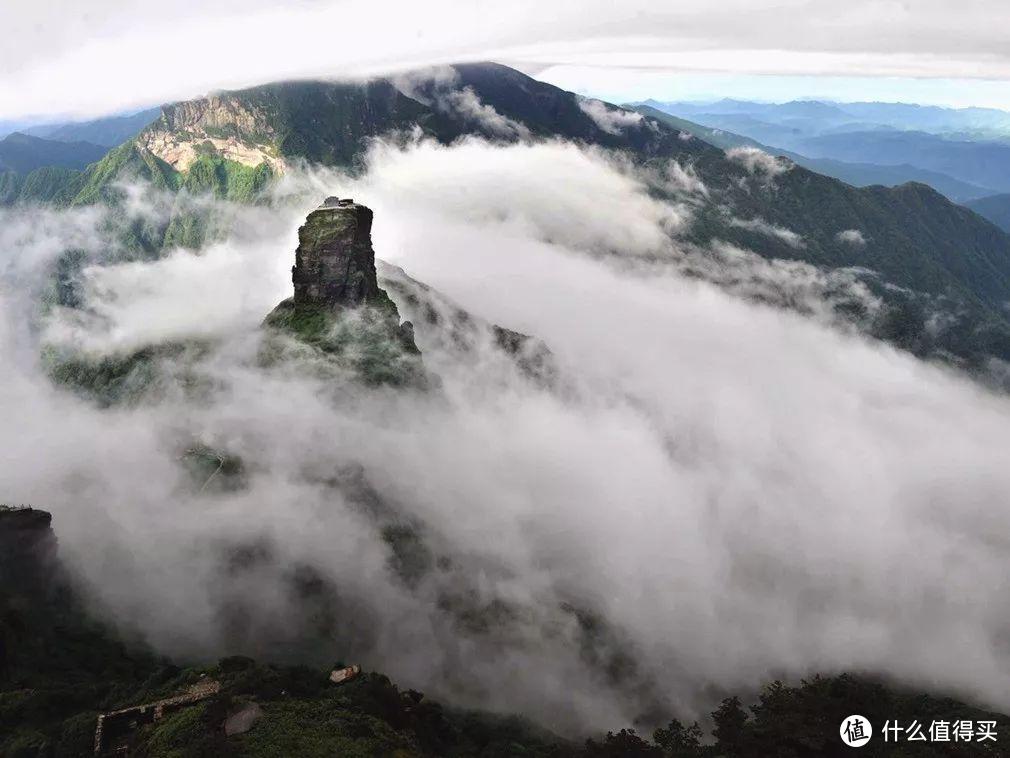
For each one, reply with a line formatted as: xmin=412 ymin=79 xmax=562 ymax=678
xmin=837 ymin=228 xmax=868 ymax=246
xmin=3 ymin=0 xmax=1010 ymax=119
xmin=725 ymin=146 xmax=791 ymax=179
xmin=5 ymin=136 xmax=1010 ymax=734
xmin=577 ymin=97 xmax=645 ymax=135
xmin=392 ymin=66 xmax=531 ymax=139
xmin=729 ymin=216 xmax=806 ymax=248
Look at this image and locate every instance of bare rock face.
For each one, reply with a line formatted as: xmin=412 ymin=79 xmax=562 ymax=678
xmin=0 ymin=507 xmax=57 ymax=594
xmin=139 ymin=95 xmax=285 ymax=172
xmin=263 ymin=198 xmax=423 ymax=386
xmin=292 ymin=198 xmax=386 ymax=308
xmin=223 ymin=702 xmax=264 ymax=736
xmin=0 ymin=507 xmax=59 ymax=680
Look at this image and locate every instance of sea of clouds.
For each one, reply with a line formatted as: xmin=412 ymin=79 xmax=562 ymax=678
xmin=2 ymin=136 xmax=1009 ymax=734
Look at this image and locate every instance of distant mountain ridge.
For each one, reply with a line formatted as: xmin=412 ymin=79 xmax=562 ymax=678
xmin=14 ymin=62 xmax=1010 ymax=371
xmin=0 ymin=132 xmax=107 ymax=174
xmin=0 ymin=132 xmax=114 ymax=206
xmin=637 ymin=97 xmax=1010 ymax=197
xmin=632 ymin=104 xmax=996 ymax=202
xmin=640 ymin=97 xmax=1010 ymax=136
xmin=797 ymin=129 xmax=1010 ymax=193
xmin=22 ymin=107 xmax=161 ymax=147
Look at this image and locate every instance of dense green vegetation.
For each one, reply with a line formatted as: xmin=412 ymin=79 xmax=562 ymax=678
xmin=212 ymin=80 xmax=442 ymax=167
xmin=12 ymin=63 xmax=1010 ymax=758
xmin=682 ymin=149 xmax=1010 ymax=368
xmin=579 ymin=679 xmax=1009 ymax=757
xmin=262 ymin=299 xmax=424 ymax=388
xmin=70 ymin=142 xmax=178 ymax=206
xmin=42 ymin=341 xmax=212 ymax=407
xmin=44 ymin=346 xmax=164 ymax=406
xmin=443 ymin=66 xmax=1010 ymax=371
xmin=178 ymin=155 xmax=273 ymax=202
xmin=0 ymin=141 xmax=270 ymax=218
xmin=15 ymin=166 xmax=85 ymax=204
xmin=0 ymin=170 xmax=24 ymax=204
xmin=0 ymin=141 xmax=179 ymax=207
xmin=0 ymin=167 xmax=86 ymax=205
xmin=6 ymin=619 xmax=1009 ymax=757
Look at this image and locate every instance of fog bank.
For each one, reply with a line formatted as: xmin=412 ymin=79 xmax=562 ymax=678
xmin=2 ymin=137 xmax=1010 ymax=732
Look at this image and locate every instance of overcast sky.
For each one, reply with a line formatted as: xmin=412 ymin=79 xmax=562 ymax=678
xmin=2 ymin=0 xmax=1010 ymax=120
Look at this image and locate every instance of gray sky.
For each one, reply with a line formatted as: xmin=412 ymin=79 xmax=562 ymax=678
xmin=3 ymin=1 xmax=1010 ymax=119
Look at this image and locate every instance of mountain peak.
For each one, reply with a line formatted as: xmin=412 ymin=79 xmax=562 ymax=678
xmin=263 ymin=198 xmax=423 ymax=386
xmin=292 ymin=197 xmax=385 ymax=310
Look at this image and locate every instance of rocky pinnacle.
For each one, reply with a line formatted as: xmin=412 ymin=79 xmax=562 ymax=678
xmin=263 ymin=197 xmax=423 ymax=386
xmin=292 ymin=197 xmax=387 ymax=309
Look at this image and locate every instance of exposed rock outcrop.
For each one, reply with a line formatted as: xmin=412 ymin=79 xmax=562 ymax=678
xmin=0 ymin=507 xmax=57 ymax=598
xmin=0 ymin=507 xmax=61 ymax=681
xmin=139 ymin=93 xmax=285 ymax=172
xmin=138 ymin=129 xmax=286 ymax=172
xmin=158 ymin=95 xmax=275 ymax=138
xmin=292 ymin=197 xmax=389 ymax=308
xmin=263 ymin=198 xmax=423 ymax=386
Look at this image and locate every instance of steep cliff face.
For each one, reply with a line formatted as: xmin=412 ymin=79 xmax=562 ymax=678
xmin=158 ymin=94 xmax=277 ymax=139
xmin=264 ymin=198 xmax=423 ymax=386
xmin=0 ymin=507 xmax=67 ymax=685
xmin=0 ymin=507 xmax=57 ymax=599
xmin=292 ymin=197 xmax=390 ymax=308
xmin=138 ymin=93 xmax=285 ymax=172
